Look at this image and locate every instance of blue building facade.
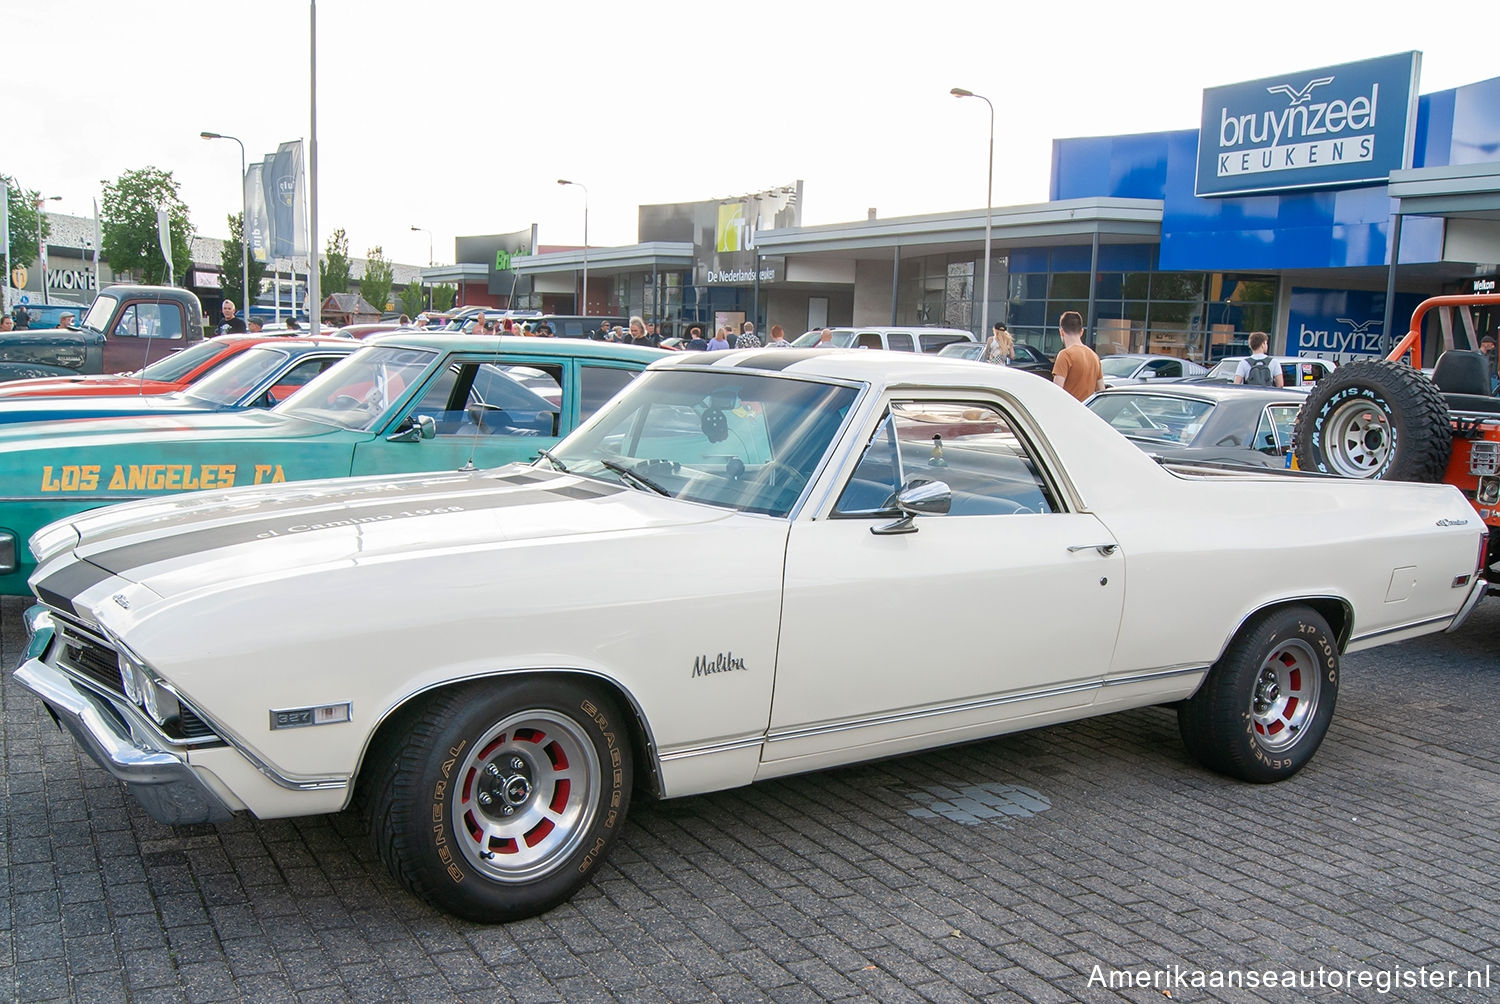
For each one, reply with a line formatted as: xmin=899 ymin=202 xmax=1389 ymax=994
xmin=1050 ymin=69 xmax=1500 ymax=360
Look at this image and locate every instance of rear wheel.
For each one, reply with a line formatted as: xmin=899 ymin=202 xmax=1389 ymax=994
xmin=1178 ymin=606 xmax=1339 ymax=783
xmin=1293 ymin=359 xmax=1451 ymax=481
xmin=363 ymin=677 xmax=632 ymax=922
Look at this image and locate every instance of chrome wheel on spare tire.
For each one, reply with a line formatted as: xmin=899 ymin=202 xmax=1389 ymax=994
xmin=1294 ymin=358 xmax=1452 ymax=482
xmin=1318 ymin=397 xmax=1396 ymax=477
xmin=362 ymin=677 xmax=632 ymax=923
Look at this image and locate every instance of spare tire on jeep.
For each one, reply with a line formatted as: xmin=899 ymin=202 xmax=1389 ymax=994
xmin=1293 ymin=359 xmax=1452 ymax=482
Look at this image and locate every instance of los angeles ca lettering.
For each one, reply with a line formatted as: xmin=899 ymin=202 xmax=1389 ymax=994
xmin=40 ymin=463 xmax=288 ymax=492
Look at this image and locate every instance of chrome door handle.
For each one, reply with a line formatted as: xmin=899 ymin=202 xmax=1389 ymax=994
xmin=1067 ymin=543 xmax=1118 ymax=555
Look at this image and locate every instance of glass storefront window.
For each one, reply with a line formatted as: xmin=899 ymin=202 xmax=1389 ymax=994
xmin=1049 ymin=274 xmax=1090 ymax=299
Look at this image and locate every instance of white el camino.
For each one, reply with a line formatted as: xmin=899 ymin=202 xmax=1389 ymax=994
xmin=14 ymin=350 xmax=1488 ymax=922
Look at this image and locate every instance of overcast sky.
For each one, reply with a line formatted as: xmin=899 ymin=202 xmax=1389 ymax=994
xmin=6 ymin=0 xmax=1494 ymax=267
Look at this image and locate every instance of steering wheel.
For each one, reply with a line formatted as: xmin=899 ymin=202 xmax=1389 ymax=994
xmin=331 ymin=394 xmax=374 ymax=413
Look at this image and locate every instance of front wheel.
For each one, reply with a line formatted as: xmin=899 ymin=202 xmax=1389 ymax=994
xmin=363 ymin=677 xmax=632 ymax=922
xmin=1178 ymin=606 xmax=1339 ymax=783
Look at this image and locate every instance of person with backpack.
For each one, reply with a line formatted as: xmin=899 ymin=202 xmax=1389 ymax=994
xmin=1234 ymin=331 xmax=1283 ymax=387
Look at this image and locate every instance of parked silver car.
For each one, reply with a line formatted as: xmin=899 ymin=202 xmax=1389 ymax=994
xmin=1099 ymin=353 xmax=1210 ymax=388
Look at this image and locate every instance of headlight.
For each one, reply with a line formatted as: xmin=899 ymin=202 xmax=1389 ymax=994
xmin=117 ymin=650 xmax=144 ymax=704
xmin=140 ymin=675 xmax=181 ymax=727
xmin=1478 ymin=476 xmax=1499 ymax=507
xmin=28 ymin=522 xmax=80 ymax=564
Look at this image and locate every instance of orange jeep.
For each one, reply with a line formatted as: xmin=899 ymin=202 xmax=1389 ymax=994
xmin=1294 ymin=293 xmax=1500 ymax=591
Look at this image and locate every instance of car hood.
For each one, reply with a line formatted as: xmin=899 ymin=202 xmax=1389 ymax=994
xmin=43 ymin=466 xmax=729 ymax=603
xmin=0 ymin=374 xmax=179 ymax=397
xmin=0 ymin=391 xmax=228 ymax=424
xmin=0 ymin=409 xmax=334 ymax=453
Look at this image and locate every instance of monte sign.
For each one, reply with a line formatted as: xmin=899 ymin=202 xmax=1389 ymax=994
xmin=1195 ymin=52 xmax=1421 ymax=198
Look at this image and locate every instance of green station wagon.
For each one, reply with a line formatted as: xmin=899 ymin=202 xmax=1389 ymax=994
xmin=0 ymin=334 xmax=663 ymax=593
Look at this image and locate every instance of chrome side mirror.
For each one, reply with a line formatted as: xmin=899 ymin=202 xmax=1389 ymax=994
xmin=871 ymin=478 xmax=950 ymax=535
xmin=387 ymin=413 xmax=437 ymax=443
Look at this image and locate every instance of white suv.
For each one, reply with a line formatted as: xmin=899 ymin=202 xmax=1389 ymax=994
xmin=792 ymin=326 xmax=977 ymax=353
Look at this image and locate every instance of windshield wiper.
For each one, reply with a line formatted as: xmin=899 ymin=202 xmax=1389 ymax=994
xmin=599 ymin=458 xmax=669 ymax=496
xmin=536 ymin=448 xmax=569 ymax=473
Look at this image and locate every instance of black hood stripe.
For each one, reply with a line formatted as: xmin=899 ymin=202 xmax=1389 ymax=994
xmin=71 ymin=467 xmax=556 ymax=551
xmin=74 ymin=479 xmax=622 ymax=580
xmin=34 ymin=560 xmax=117 ymax=618
xmin=727 ymin=351 xmax=811 ymax=372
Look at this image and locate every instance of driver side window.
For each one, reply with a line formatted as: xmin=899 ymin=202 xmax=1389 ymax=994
xmin=113 ymin=302 xmax=183 ymax=339
xmin=409 ymin=359 xmax=564 ymax=438
xmin=834 ymin=400 xmax=1058 ymax=517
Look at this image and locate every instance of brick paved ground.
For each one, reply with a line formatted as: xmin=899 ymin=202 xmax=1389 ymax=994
xmin=2 ymin=593 xmax=1497 ymax=1003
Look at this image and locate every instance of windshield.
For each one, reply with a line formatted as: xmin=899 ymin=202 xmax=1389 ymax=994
xmin=938 ymin=342 xmax=983 ymax=359
xmin=791 ymin=329 xmax=856 ymax=347
xmin=82 ymin=294 xmax=118 ymax=333
xmin=1099 ymin=356 xmax=1145 ymax=377
xmin=182 ymin=346 xmax=292 ymax=406
xmin=1086 ymin=393 xmax=1215 ymax=446
xmin=549 ymin=368 xmax=860 ymax=517
xmin=136 ymin=338 xmax=235 ymax=382
xmin=274 ymin=345 xmax=438 ymax=431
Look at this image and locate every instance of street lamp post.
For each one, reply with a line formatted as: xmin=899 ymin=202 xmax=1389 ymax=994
xmin=35 ymin=194 xmax=61 ymax=306
xmin=951 ymin=88 xmax=994 ymax=342
xmin=411 ymin=225 xmax=433 ymax=313
xmin=200 ymin=131 xmax=250 ymax=318
xmin=557 ymin=180 xmax=588 ymax=316
xmin=409 ymin=225 xmax=433 ymax=266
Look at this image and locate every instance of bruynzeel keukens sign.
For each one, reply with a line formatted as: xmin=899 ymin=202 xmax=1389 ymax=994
xmin=1195 ymin=52 xmax=1421 ymax=197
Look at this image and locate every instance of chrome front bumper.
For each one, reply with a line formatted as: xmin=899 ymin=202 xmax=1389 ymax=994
xmin=13 ymin=609 xmax=234 ymax=825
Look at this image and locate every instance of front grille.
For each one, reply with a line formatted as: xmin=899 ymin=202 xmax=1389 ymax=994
xmin=47 ymin=609 xmax=224 ymax=748
xmin=55 ymin=618 xmax=127 ymax=698
xmin=176 ymin=707 xmax=216 ymax=740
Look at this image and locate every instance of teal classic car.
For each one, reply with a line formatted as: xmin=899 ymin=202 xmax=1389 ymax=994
xmin=0 ymin=333 xmax=662 ymax=593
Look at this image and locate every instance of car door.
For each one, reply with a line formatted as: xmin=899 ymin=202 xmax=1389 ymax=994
xmin=765 ymin=396 xmax=1126 ymax=770
xmin=104 ymin=300 xmax=187 ymax=374
xmin=348 ymin=353 xmax=568 ymax=476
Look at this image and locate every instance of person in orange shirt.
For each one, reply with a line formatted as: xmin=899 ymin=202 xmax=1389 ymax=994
xmin=1051 ymin=310 xmax=1104 ymax=402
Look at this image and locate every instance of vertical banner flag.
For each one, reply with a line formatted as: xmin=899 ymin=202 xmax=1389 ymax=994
xmin=244 ymin=161 xmax=270 ymax=264
xmin=262 ymin=140 xmax=307 ymax=258
xmin=0 ymin=192 xmax=9 ymax=309
xmin=156 ymin=208 xmax=172 ymax=283
xmin=93 ymin=198 xmax=102 ymax=293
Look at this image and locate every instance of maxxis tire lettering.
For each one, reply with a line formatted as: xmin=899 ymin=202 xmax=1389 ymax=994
xmin=1293 ymin=358 xmax=1451 ymax=482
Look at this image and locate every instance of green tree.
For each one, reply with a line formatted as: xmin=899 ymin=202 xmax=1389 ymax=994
xmin=359 ymin=245 xmax=394 ymax=312
xmin=397 ymin=279 xmax=425 ymax=318
xmin=432 ymin=283 xmax=456 ymax=311
xmin=220 ymin=212 xmax=267 ymax=311
xmin=2 ymin=177 xmax=52 ymax=282
xmin=319 ymin=227 xmax=351 ymax=295
xmin=100 ymin=166 xmax=192 ymax=285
